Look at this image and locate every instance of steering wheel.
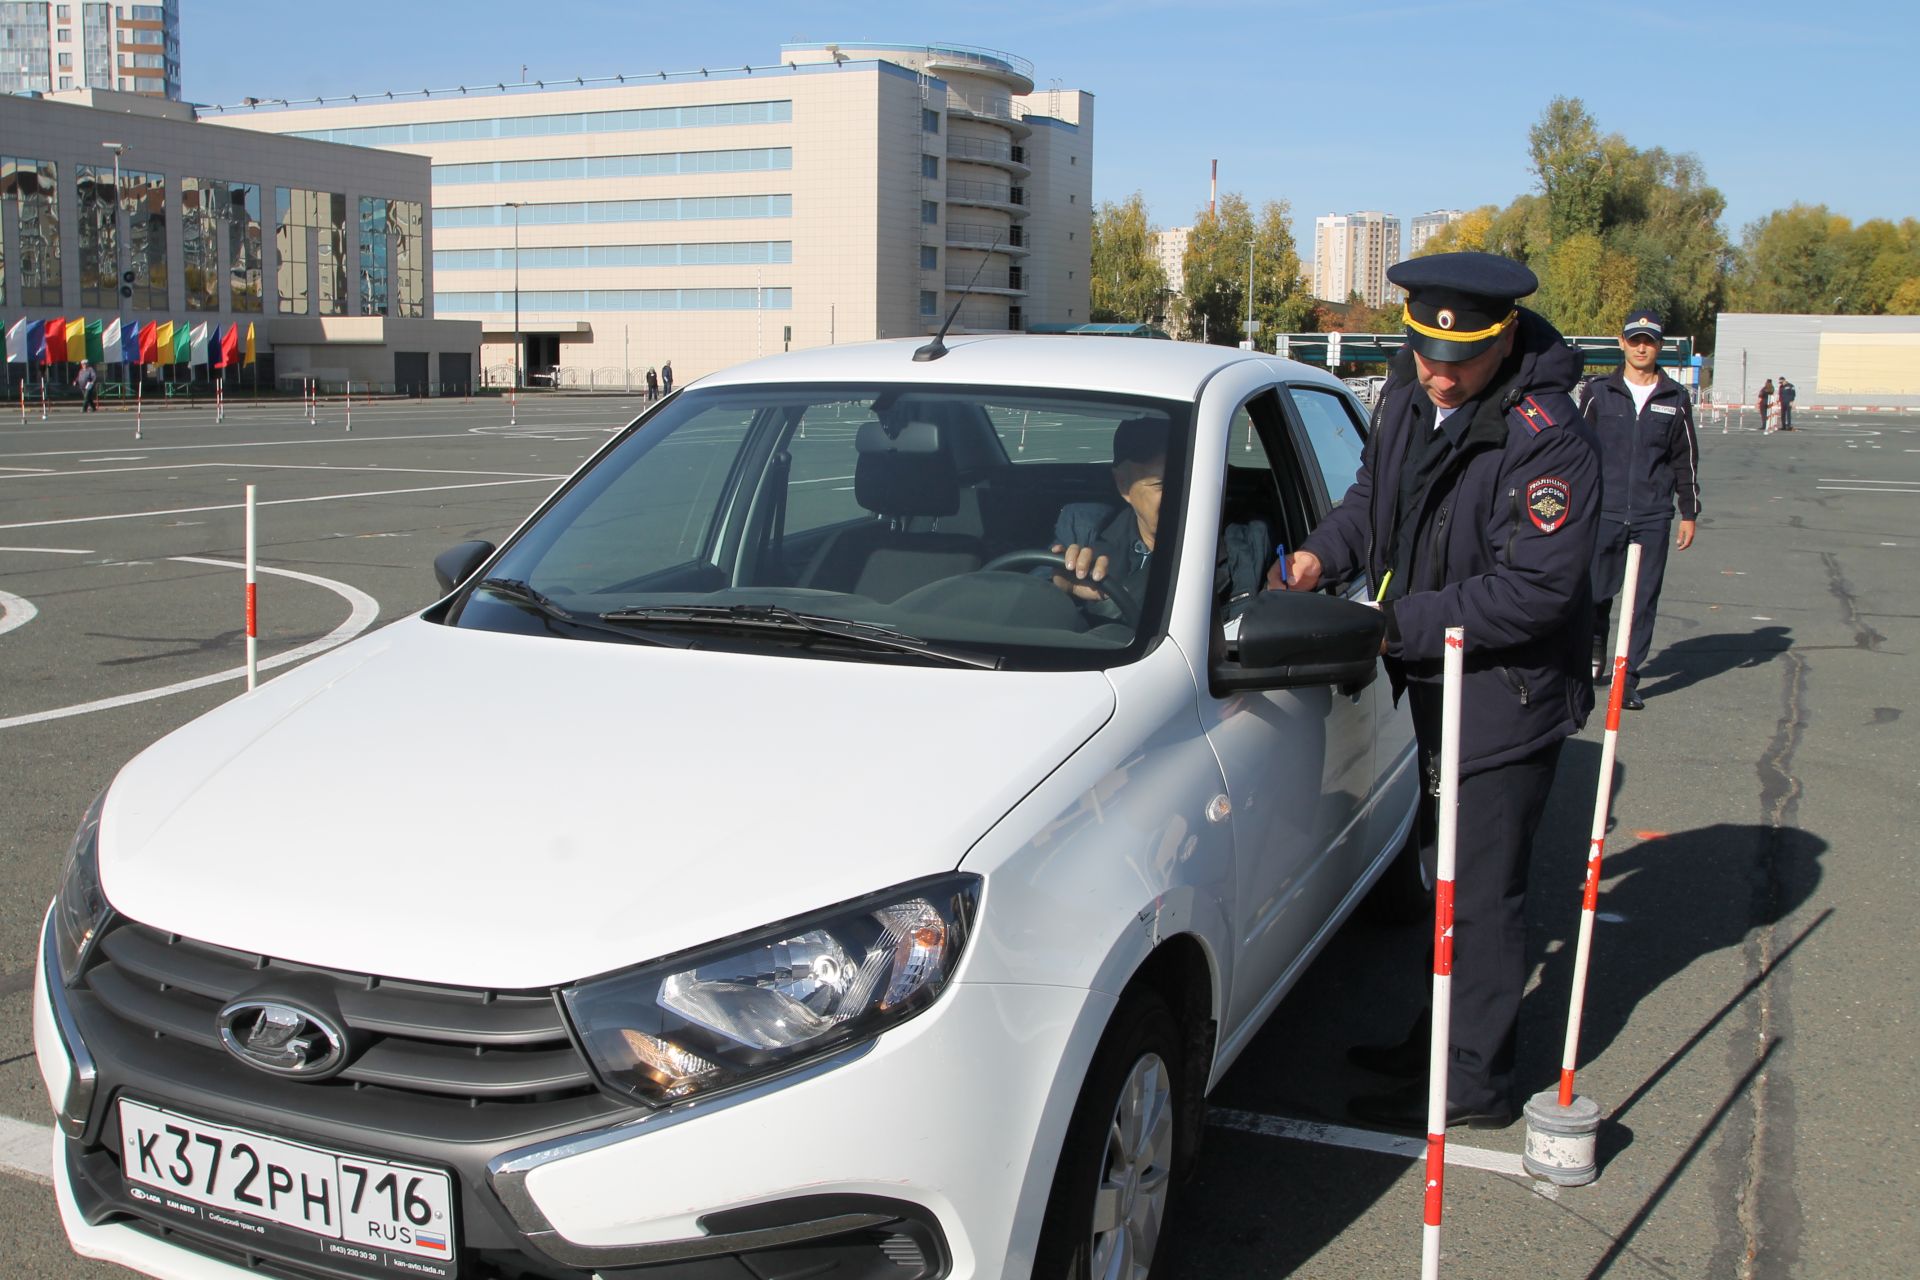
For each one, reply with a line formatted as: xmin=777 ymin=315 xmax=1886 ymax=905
xmin=979 ymin=548 xmax=1142 ymax=629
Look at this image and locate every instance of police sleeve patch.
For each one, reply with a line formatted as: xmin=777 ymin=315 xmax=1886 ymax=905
xmin=1527 ymin=477 xmax=1571 ymax=532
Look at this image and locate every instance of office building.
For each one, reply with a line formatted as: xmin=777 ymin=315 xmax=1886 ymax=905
xmin=210 ymin=42 xmax=1094 ymax=385
xmin=1312 ymin=211 xmax=1400 ymax=307
xmin=1 ymin=89 xmax=480 ymax=390
xmin=1152 ymin=225 xmax=1190 ymax=295
xmin=1411 ymin=208 xmax=1467 ymax=255
xmin=0 ymin=0 xmax=179 ymax=99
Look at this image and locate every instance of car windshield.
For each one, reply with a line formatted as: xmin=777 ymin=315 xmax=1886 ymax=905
xmin=450 ymin=382 xmax=1194 ymax=670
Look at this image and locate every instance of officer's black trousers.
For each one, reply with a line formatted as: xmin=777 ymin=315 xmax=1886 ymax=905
xmin=1591 ymin=517 xmax=1672 ymax=690
xmin=1408 ymin=694 xmax=1563 ymax=1111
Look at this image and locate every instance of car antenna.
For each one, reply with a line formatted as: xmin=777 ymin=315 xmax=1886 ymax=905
xmin=914 ymin=233 xmax=1004 ymax=362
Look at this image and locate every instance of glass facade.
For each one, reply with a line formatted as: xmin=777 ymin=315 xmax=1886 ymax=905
xmin=81 ymin=1 xmax=109 ymax=87
xmin=357 ymin=195 xmax=424 ymax=317
xmin=121 ymin=167 xmax=166 ymax=309
xmin=358 ymin=195 xmax=390 ymax=315
xmin=433 ymin=147 xmax=791 ymax=185
xmin=275 ymin=187 xmax=309 ymax=314
xmin=289 ymin=100 xmax=793 ymax=147
xmin=0 ymin=3 xmax=52 ymax=94
xmin=180 ymin=176 xmax=218 ymax=309
xmin=392 ymin=198 xmax=423 ymax=317
xmin=75 ymin=163 xmax=118 ymax=307
xmin=218 ymin=180 xmax=263 ymax=312
xmin=438 ymin=287 xmax=791 ymax=313
xmin=433 ymin=194 xmax=792 ymax=229
xmin=3 ymin=156 xmax=61 ymax=306
xmin=276 ymin=187 xmax=346 ymax=315
xmin=434 ymin=241 xmax=794 ymax=270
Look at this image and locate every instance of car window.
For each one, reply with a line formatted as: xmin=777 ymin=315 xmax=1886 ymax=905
xmin=1288 ymin=385 xmax=1368 ymax=509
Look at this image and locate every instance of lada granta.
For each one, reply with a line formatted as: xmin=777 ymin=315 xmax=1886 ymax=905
xmin=36 ymin=335 xmax=1419 ymax=1280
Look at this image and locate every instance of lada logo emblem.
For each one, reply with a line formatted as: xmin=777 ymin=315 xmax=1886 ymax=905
xmin=216 ymin=999 xmax=349 ymax=1079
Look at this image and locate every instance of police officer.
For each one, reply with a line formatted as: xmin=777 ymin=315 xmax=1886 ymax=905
xmin=1273 ymin=252 xmax=1601 ymax=1129
xmin=1585 ymin=309 xmax=1700 ymax=710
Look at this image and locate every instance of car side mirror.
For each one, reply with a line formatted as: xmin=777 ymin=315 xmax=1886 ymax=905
xmin=433 ymin=540 xmax=495 ymax=594
xmin=1212 ymin=590 xmax=1385 ymax=694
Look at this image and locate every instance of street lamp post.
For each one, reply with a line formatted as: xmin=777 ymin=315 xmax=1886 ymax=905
xmin=102 ymin=141 xmax=127 ymax=391
xmin=504 ymin=201 xmax=524 ymax=389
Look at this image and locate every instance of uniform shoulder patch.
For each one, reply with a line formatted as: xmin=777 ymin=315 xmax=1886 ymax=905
xmin=1526 ymin=476 xmax=1571 ymax=532
xmin=1510 ymin=394 xmax=1562 ymax=435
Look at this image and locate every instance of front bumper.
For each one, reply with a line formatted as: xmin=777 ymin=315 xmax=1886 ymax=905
xmin=34 ymin=908 xmax=1111 ymax=1280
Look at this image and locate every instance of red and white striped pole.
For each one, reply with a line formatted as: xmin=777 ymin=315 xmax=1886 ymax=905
xmin=244 ymin=483 xmax=258 ymax=692
xmin=40 ymin=373 xmax=48 ymax=420
xmin=17 ymin=377 xmax=23 ymax=424
xmin=1558 ymin=541 xmax=1643 ymax=1105
xmin=216 ymin=375 xmax=224 ymax=424
xmin=134 ymin=376 xmax=143 ymax=440
xmin=509 ymin=379 xmax=517 ymax=427
xmin=1423 ymin=624 xmax=1465 ymax=1280
xmin=345 ymin=379 xmax=353 ymax=433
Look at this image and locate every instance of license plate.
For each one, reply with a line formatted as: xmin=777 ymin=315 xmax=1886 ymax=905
xmin=118 ymin=1099 xmax=458 ymax=1278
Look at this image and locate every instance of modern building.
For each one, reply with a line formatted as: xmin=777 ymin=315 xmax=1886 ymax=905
xmin=1152 ymin=225 xmax=1190 ymax=295
xmin=1410 ymin=208 xmax=1467 ymax=255
xmin=208 ymin=43 xmax=1094 ymax=386
xmin=1312 ymin=211 xmax=1399 ymax=306
xmin=1 ymin=89 xmax=480 ymax=391
xmin=1711 ymin=313 xmax=1920 ymax=409
xmin=0 ymin=0 xmax=179 ymax=99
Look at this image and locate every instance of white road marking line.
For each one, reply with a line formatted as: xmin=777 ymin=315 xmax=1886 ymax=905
xmin=0 ymin=430 xmax=507 ymax=460
xmin=1 ymin=461 xmax=565 ymax=483
xmin=791 ymin=474 xmax=855 ymax=486
xmin=0 ymin=557 xmax=379 ymax=730
xmin=0 ymin=546 xmax=95 ymax=554
xmin=1814 ymin=478 xmax=1920 ymax=484
xmin=0 ymin=1114 xmax=52 ymax=1184
xmin=0 ymin=477 xmax=559 ymax=532
xmin=0 ymin=465 xmax=57 ymax=472
xmin=1206 ymin=1106 xmax=1530 ymax=1179
xmin=0 ymin=587 xmax=37 ymax=636
xmin=1816 ymin=486 xmax=1920 ymax=494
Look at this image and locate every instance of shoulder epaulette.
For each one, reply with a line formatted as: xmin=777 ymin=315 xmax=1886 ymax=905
xmin=1509 ymin=393 xmax=1561 ymax=435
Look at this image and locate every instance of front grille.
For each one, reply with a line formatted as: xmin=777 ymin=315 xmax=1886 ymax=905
xmin=85 ymin=920 xmax=596 ymax=1106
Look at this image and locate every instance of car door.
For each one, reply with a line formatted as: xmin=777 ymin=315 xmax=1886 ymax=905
xmin=1281 ymin=380 xmax=1419 ymax=865
xmin=1201 ymin=388 xmax=1376 ymax=1042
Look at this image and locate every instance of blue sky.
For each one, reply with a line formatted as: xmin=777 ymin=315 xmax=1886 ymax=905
xmin=185 ymin=0 xmax=1914 ymax=252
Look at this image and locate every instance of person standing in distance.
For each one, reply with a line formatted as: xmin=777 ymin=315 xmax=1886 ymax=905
xmin=661 ymin=360 xmax=674 ymax=395
xmin=1270 ymin=251 xmax=1602 ymax=1130
xmin=78 ymin=359 xmax=99 ymax=412
xmin=1583 ymin=309 xmax=1700 ymax=709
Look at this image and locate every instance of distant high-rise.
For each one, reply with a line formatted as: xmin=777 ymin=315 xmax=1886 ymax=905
xmin=1153 ymin=225 xmax=1191 ymax=295
xmin=1410 ymin=209 xmax=1468 ymax=255
xmin=0 ymin=0 xmax=179 ymax=99
xmin=1313 ymin=211 xmax=1400 ymax=306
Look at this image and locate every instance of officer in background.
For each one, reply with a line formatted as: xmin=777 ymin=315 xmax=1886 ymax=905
xmin=1273 ymin=252 xmax=1601 ymax=1129
xmin=1584 ymin=309 xmax=1700 ymax=710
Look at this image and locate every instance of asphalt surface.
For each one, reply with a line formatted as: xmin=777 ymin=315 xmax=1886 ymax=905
xmin=1 ymin=394 xmax=1914 ymax=1278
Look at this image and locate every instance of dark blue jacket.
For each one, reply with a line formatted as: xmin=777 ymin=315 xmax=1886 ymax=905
xmin=1300 ymin=309 xmax=1602 ymax=774
xmin=1581 ymin=369 xmax=1701 ymax=522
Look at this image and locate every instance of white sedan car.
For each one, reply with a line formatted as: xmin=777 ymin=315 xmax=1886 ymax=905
xmin=37 ymin=335 xmax=1417 ymax=1280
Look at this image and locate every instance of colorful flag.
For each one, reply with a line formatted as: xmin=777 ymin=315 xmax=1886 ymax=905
xmin=220 ymin=324 xmax=240 ymax=368
xmin=189 ymin=322 xmax=209 ymax=367
xmin=4 ymin=318 xmax=24 ymax=364
xmin=103 ymin=317 xmax=122 ymax=359
xmin=27 ymin=320 xmax=47 ymax=363
xmin=153 ymin=320 xmax=174 ymax=361
xmin=138 ymin=320 xmax=158 ymax=365
xmin=172 ymin=322 xmax=190 ymax=364
xmin=45 ymin=318 xmax=67 ymax=364
xmin=86 ymin=318 xmax=105 ymax=364
xmin=244 ymin=322 xmax=256 ymax=366
xmin=66 ymin=316 xmax=86 ymax=356
xmin=122 ymin=320 xmax=141 ymax=366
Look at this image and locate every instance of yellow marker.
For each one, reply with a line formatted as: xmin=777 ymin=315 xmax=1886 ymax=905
xmin=1374 ymin=570 xmax=1393 ymax=603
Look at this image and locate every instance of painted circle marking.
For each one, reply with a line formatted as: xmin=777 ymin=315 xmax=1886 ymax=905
xmin=0 ymin=587 xmax=38 ymax=638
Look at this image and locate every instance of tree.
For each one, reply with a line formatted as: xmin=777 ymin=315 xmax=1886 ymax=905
xmin=1730 ymin=204 xmax=1852 ymax=313
xmin=1417 ymin=206 xmax=1498 ymax=256
xmin=1534 ymin=232 xmax=1640 ymax=335
xmin=1089 ymin=192 xmax=1167 ymax=324
xmin=1181 ymin=193 xmax=1314 ymax=345
xmin=1529 ymin=97 xmax=1611 ymax=243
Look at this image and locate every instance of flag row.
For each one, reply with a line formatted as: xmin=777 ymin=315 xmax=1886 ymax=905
xmin=4 ymin=317 xmax=257 ymax=368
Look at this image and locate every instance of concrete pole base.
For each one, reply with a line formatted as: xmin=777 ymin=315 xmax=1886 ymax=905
xmin=1522 ymin=1089 xmax=1602 ymax=1186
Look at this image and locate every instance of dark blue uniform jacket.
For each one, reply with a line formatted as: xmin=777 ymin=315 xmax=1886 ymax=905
xmin=1581 ymin=369 xmax=1701 ymax=523
xmin=1300 ymin=308 xmax=1602 ymax=774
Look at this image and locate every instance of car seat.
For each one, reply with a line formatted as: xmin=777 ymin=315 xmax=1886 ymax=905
xmin=799 ymin=420 xmax=985 ymax=602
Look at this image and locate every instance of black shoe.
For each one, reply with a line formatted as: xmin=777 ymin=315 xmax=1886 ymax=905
xmin=1348 ymin=1081 xmax=1513 ymax=1132
xmin=1623 ymin=690 xmax=1645 ymax=711
xmin=1346 ymin=1018 xmax=1430 ymax=1078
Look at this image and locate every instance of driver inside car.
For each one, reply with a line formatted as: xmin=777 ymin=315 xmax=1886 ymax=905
xmin=1049 ymin=417 xmax=1269 ymax=621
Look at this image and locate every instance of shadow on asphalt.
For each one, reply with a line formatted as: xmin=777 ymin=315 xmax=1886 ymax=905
xmin=1162 ymin=737 xmax=1827 ymax=1276
xmin=1638 ymin=625 xmax=1794 ymax=701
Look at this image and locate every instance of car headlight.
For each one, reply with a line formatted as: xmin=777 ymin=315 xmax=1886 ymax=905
xmin=563 ymin=873 xmax=980 ymax=1106
xmin=54 ymin=789 xmax=112 ymax=986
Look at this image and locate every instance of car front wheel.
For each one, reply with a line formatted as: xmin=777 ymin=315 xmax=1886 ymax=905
xmin=1034 ymin=988 xmax=1188 ymax=1279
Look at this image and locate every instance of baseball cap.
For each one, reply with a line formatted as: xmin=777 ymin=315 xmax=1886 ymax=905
xmin=1621 ymin=309 xmax=1664 ymax=341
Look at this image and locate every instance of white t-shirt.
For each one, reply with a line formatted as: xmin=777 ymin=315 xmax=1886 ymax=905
xmin=1627 ymin=378 xmax=1657 ymax=415
xmin=1434 ymin=405 xmax=1460 ymax=432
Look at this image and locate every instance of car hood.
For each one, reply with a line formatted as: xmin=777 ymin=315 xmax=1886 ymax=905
xmin=99 ymin=617 xmax=1115 ymax=990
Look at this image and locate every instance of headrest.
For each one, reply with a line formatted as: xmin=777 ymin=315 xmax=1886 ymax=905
xmin=854 ymin=419 xmax=958 ymax=517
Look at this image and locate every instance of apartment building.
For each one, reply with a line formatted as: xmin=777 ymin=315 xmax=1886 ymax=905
xmin=1312 ymin=210 xmax=1400 ymax=307
xmin=210 ymin=43 xmax=1094 ymax=385
xmin=1410 ymin=208 xmax=1467 ymax=255
xmin=0 ymin=0 xmax=178 ymax=98
xmin=1152 ymin=225 xmax=1190 ymax=295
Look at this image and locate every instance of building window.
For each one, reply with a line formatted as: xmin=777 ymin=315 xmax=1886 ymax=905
xmin=76 ymin=164 xmax=117 ymax=306
xmin=180 ymin=177 xmax=220 ymax=310
xmin=920 ymin=246 xmax=937 ymax=270
xmin=2 ymin=158 xmax=61 ymax=306
xmin=920 ymin=291 xmax=938 ymax=317
xmin=58 ymin=3 xmax=72 ymax=17
xmin=217 ymin=180 xmax=263 ymax=313
xmin=117 ymin=77 xmax=125 ymax=89
xmin=921 ymin=200 xmax=938 ymax=225
xmin=58 ymin=51 xmax=72 ymax=68
xmin=921 ymin=108 xmax=939 ymax=133
xmin=921 ymin=154 xmax=938 ymax=180
xmin=119 ymin=168 xmax=166 ymax=309
xmin=277 ymin=188 xmax=346 ymax=315
xmin=57 ymin=26 xmax=71 ymax=40
xmin=58 ymin=75 xmax=73 ymax=88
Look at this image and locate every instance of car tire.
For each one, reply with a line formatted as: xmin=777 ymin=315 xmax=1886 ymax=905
xmin=1033 ymin=987 xmax=1189 ymax=1280
xmin=1360 ymin=821 xmax=1431 ymax=927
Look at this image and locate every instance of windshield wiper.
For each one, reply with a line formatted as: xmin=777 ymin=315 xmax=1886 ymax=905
xmin=475 ymin=577 xmax=678 ymax=647
xmin=597 ymin=603 xmax=1002 ymax=669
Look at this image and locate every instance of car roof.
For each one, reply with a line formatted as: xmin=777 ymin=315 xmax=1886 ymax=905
xmin=692 ymin=335 xmax=1347 ymax=402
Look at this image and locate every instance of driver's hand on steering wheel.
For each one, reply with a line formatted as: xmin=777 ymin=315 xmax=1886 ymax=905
xmin=1051 ymin=543 xmax=1111 ymax=602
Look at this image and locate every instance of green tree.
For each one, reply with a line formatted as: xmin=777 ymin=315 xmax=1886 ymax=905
xmin=1416 ymin=206 xmax=1498 ymax=256
xmin=1534 ymin=232 xmax=1640 ymax=335
xmin=1181 ymin=193 xmax=1313 ymax=345
xmin=1089 ymin=192 xmax=1167 ymax=324
xmin=1529 ymin=97 xmax=1611 ymax=243
xmin=1730 ymin=204 xmax=1852 ymax=312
